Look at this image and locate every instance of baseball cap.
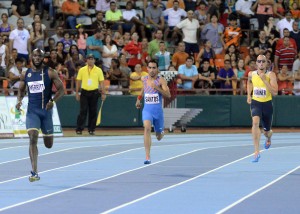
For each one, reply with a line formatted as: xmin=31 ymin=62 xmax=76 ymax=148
xmin=86 ymin=54 xmax=95 ymax=59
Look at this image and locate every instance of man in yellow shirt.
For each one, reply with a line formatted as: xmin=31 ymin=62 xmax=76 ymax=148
xmin=130 ymin=64 xmax=148 ymax=95
xmin=75 ymin=54 xmax=106 ymax=135
xmin=247 ymin=55 xmax=278 ymax=162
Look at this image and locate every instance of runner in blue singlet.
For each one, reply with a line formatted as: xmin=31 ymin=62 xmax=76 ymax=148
xmin=136 ymin=60 xmax=171 ymax=164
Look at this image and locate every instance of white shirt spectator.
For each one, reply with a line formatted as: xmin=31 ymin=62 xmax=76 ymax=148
xmin=96 ymin=0 xmax=110 ymax=13
xmin=9 ymin=66 xmax=27 ymax=89
xmin=176 ymin=18 xmax=199 ymax=44
xmin=9 ymin=28 xmax=30 ymax=55
xmin=102 ymin=44 xmax=118 ymax=69
xmin=163 ymin=8 xmax=187 ymax=27
xmin=122 ymin=9 xmax=138 ymax=21
xmin=276 ymin=18 xmax=294 ymax=38
xmin=0 ymin=44 xmax=7 ymax=68
xmin=235 ymin=0 xmax=254 ymax=16
xmin=292 ymin=58 xmax=300 ymax=73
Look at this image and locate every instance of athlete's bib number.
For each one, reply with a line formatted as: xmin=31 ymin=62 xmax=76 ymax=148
xmin=28 ymin=81 xmax=45 ymax=93
xmin=145 ymin=93 xmax=159 ymax=104
xmin=253 ymin=87 xmax=267 ymax=98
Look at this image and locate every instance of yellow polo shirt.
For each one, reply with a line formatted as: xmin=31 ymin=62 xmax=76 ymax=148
xmin=77 ymin=65 xmax=104 ymax=91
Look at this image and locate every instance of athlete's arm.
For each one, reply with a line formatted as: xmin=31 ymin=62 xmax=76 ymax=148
xmin=262 ymin=72 xmax=278 ymax=96
xmin=16 ymin=70 xmax=27 ymax=110
xmin=153 ymin=77 xmax=171 ymax=98
xmin=247 ymin=72 xmax=253 ymax=104
xmin=136 ymin=87 xmax=144 ymax=109
xmin=47 ymin=68 xmax=64 ymax=110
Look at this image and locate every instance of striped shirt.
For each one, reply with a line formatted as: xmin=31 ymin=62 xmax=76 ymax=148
xmin=275 ymin=46 xmax=297 ymax=70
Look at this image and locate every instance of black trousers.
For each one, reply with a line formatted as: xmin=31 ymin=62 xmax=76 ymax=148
xmin=76 ymin=89 xmax=99 ymax=132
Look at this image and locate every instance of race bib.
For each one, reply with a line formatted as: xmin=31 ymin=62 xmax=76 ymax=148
xmin=145 ymin=93 xmax=159 ymax=104
xmin=253 ymin=87 xmax=267 ymax=98
xmin=28 ymin=81 xmax=45 ymax=93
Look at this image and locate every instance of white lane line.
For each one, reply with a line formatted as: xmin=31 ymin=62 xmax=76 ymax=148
xmin=101 ymin=148 xmax=254 ymax=214
xmin=0 ymin=146 xmax=143 ymax=185
xmin=0 ymin=146 xmax=27 ymax=151
xmin=0 ymin=143 xmax=130 ymax=166
xmin=216 ymin=165 xmax=300 ymax=214
xmin=0 ymin=147 xmax=208 ymax=212
xmin=103 ymin=144 xmax=300 ymax=214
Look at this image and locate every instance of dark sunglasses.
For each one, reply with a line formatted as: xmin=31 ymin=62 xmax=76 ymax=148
xmin=257 ymin=60 xmax=266 ymax=63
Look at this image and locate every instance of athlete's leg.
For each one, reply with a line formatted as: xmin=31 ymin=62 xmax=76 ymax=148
xmin=261 ymin=101 xmax=273 ymax=149
xmin=41 ymin=110 xmax=54 ymax=149
xmin=28 ymin=129 xmax=39 ymax=173
xmin=43 ymin=135 xmax=53 ymax=148
xmin=153 ymin=112 xmax=164 ymax=141
xmin=143 ymin=120 xmax=152 ymax=161
xmin=252 ymin=116 xmax=261 ymax=155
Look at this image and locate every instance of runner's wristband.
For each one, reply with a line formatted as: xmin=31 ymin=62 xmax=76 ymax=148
xmin=50 ymin=98 xmax=55 ymax=104
xmin=137 ymin=95 xmax=143 ymax=100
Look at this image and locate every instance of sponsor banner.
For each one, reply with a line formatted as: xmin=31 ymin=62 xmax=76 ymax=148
xmin=6 ymin=97 xmax=63 ymax=138
xmin=0 ymin=97 xmax=14 ymax=138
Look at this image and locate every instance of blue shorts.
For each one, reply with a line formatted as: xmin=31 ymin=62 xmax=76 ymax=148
xmin=250 ymin=99 xmax=273 ymax=131
xmin=26 ymin=108 xmax=53 ymax=135
xmin=142 ymin=109 xmax=164 ymax=133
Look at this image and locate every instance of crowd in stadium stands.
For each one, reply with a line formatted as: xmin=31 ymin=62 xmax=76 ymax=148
xmin=1 ymin=0 xmax=300 ymax=96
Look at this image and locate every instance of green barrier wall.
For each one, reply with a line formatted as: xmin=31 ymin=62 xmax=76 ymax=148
xmin=57 ymin=95 xmax=300 ymax=127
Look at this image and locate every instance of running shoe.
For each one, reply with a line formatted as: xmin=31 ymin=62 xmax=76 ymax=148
xmin=264 ymin=130 xmax=272 ymax=149
xmin=29 ymin=171 xmax=40 ymax=182
xmin=144 ymin=160 xmax=151 ymax=164
xmin=252 ymin=153 xmax=261 ymax=163
xmin=264 ymin=139 xmax=271 ymax=149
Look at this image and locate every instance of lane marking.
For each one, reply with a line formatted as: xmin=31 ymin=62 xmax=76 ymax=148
xmin=102 ymin=144 xmax=300 ymax=213
xmin=0 ymin=144 xmax=253 ymax=212
xmin=0 ymin=146 xmax=143 ymax=185
xmin=102 ymin=149 xmax=254 ymax=214
xmin=0 ymin=147 xmax=208 ymax=212
xmin=216 ymin=165 xmax=300 ymax=214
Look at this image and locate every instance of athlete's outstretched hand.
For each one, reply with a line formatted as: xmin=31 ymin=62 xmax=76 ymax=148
xmin=136 ymin=99 xmax=141 ymax=109
xmin=46 ymin=101 xmax=54 ymax=110
xmin=16 ymin=101 xmax=22 ymax=111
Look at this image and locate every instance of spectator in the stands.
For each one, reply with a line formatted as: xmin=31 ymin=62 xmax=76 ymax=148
xmin=196 ymin=40 xmax=215 ymax=67
xmin=276 ymin=10 xmax=294 ymax=38
xmin=130 ymin=63 xmax=148 ymax=95
xmin=86 ymin=28 xmax=104 ymax=63
xmin=222 ymin=12 xmax=242 ymax=49
xmin=122 ymin=1 xmax=147 ymax=38
xmin=30 ymin=21 xmax=46 ymax=50
xmin=61 ymin=0 xmax=90 ymax=29
xmin=51 ymin=26 xmax=64 ymax=45
xmin=217 ymin=59 xmax=237 ymax=95
xmin=95 ymin=0 xmax=111 ymax=13
xmin=0 ymin=35 xmax=9 ymax=70
xmin=274 ymin=36 xmax=297 ymax=72
xmin=174 ymin=10 xmax=200 ymax=56
xmin=145 ymin=0 xmax=165 ymax=32
xmin=251 ymin=0 xmax=274 ymax=30
xmin=105 ymin=1 xmax=124 ymax=35
xmin=8 ymin=57 xmax=27 ymax=94
xmin=235 ymin=0 xmax=255 ymax=30
xmin=277 ymin=64 xmax=294 ymax=95
xmin=290 ymin=20 xmax=300 ymax=52
xmin=27 ymin=14 xmax=46 ymax=33
xmin=148 ymin=29 xmax=165 ymax=59
xmin=9 ymin=18 xmax=31 ymax=64
xmin=172 ymin=42 xmax=189 ymax=70
xmin=253 ymin=30 xmax=272 ymax=56
xmin=273 ymin=0 xmax=286 ymax=19
xmin=155 ymin=41 xmax=171 ymax=71
xmin=201 ymin=13 xmax=224 ymax=54
xmin=91 ymin=11 xmax=107 ymax=31
xmin=194 ymin=58 xmax=215 ymax=95
xmin=10 ymin=0 xmax=35 ymax=26
xmin=0 ymin=13 xmax=14 ymax=42
xmin=177 ymin=56 xmax=198 ymax=89
xmin=163 ymin=0 xmax=187 ymax=43
xmin=275 ymin=28 xmax=297 ymax=50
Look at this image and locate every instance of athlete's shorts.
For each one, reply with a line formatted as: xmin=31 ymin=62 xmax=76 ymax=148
xmin=26 ymin=107 xmax=53 ymax=135
xmin=250 ymin=99 xmax=273 ymax=131
xmin=142 ymin=109 xmax=164 ymax=133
